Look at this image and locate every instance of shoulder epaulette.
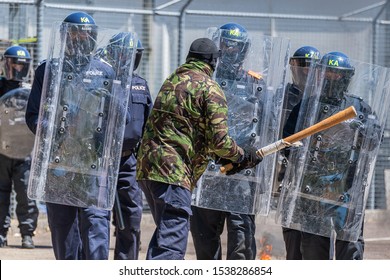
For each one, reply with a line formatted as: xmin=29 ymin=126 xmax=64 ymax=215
xmin=247 ymin=70 xmax=262 ymax=80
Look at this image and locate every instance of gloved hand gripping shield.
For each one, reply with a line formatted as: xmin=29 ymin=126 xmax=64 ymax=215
xmin=0 ymin=87 xmax=35 ymax=159
xmin=192 ymin=27 xmax=290 ymax=215
xmin=276 ymin=56 xmax=390 ymax=242
xmin=27 ymin=21 xmax=137 ymax=209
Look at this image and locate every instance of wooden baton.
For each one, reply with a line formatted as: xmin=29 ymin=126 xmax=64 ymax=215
xmin=220 ymin=105 xmax=358 ymax=173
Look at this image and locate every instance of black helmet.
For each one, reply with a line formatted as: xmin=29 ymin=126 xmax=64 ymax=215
xmin=1 ymin=45 xmax=31 ymax=81
xmin=106 ymin=32 xmax=143 ymax=72
xmin=61 ymin=11 xmax=97 ymax=65
xmin=318 ymin=51 xmax=355 ymax=101
xmin=214 ymin=22 xmax=250 ymax=78
xmin=289 ymin=45 xmax=321 ymax=90
xmin=186 ymin=37 xmax=221 ymax=70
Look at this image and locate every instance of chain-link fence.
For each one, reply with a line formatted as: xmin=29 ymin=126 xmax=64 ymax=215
xmin=2 ymin=0 xmax=390 ymax=213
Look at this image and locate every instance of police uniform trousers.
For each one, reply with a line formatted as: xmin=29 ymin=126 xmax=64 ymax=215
xmin=0 ymin=154 xmax=38 ymax=238
xmin=282 ymin=227 xmax=303 ymax=259
xmin=300 ymin=222 xmax=365 ymax=260
xmin=190 ymin=206 xmax=257 ymax=260
xmin=139 ymin=180 xmax=192 ymax=260
xmin=114 ymin=153 xmax=142 ymax=260
xmin=46 ymin=202 xmax=110 ymax=260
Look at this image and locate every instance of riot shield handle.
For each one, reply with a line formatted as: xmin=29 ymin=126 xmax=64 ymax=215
xmin=220 ymin=106 xmax=357 ymax=173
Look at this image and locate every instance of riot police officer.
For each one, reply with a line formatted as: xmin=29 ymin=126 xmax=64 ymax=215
xmin=190 ymin=23 xmax=264 ymax=260
xmin=279 ymin=46 xmax=321 ymax=260
xmin=25 ymin=11 xmax=113 ymax=260
xmin=282 ymin=51 xmax=379 ymax=259
xmin=0 ymin=45 xmax=38 ymax=249
xmin=104 ymin=32 xmax=153 ymax=260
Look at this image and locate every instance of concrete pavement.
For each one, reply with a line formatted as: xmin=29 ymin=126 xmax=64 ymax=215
xmin=1 ymin=210 xmax=390 ymax=260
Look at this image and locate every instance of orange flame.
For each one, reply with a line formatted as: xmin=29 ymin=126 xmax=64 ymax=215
xmin=258 ymin=236 xmax=273 ymax=260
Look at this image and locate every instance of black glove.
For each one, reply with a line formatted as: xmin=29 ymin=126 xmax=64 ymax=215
xmin=214 ymin=156 xmax=233 ymax=166
xmin=226 ymin=146 xmax=263 ymax=176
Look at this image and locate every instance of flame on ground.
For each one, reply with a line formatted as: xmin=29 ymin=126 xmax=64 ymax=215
xmin=258 ymin=235 xmax=273 ymax=260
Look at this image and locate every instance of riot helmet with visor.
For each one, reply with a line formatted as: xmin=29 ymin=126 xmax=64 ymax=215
xmin=318 ymin=51 xmax=355 ymax=101
xmin=106 ymin=32 xmax=143 ymax=75
xmin=289 ymin=45 xmax=320 ymax=90
xmin=213 ymin=23 xmax=250 ymax=78
xmin=61 ymin=11 xmax=98 ymax=66
xmin=1 ymin=45 xmax=31 ymax=82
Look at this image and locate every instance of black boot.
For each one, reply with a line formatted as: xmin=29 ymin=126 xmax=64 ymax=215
xmin=0 ymin=235 xmax=7 ymax=248
xmin=22 ymin=235 xmax=35 ymax=249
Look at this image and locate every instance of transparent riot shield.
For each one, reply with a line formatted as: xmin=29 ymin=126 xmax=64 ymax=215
xmin=0 ymin=87 xmax=35 ymax=159
xmin=271 ymin=62 xmax=317 ymax=209
xmin=275 ymin=59 xmax=390 ymax=242
xmin=192 ymin=31 xmax=290 ymax=215
xmin=27 ymin=21 xmax=137 ymax=210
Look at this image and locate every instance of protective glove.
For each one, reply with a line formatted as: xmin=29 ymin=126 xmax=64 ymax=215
xmin=349 ymin=119 xmax=364 ymax=131
xmin=214 ymin=156 xmax=233 ymax=166
xmin=226 ymin=146 xmax=263 ymax=176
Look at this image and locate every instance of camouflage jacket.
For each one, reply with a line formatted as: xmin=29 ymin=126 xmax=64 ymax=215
xmin=136 ymin=59 xmax=244 ymax=191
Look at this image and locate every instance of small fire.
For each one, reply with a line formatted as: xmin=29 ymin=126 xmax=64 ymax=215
xmin=258 ymin=234 xmax=273 ymax=260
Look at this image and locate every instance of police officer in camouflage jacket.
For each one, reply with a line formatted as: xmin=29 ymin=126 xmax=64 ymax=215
xmin=136 ymin=37 xmax=263 ymax=260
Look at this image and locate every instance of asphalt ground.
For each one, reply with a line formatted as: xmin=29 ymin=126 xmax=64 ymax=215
xmin=1 ymin=209 xmax=390 ymax=260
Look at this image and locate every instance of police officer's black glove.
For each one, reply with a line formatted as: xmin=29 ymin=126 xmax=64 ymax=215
xmin=226 ymin=146 xmax=263 ymax=176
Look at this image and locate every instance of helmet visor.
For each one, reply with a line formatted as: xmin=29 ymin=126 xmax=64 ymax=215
xmin=289 ymin=57 xmax=315 ymax=68
xmin=4 ymin=57 xmax=31 ymax=81
xmin=319 ymin=67 xmax=354 ymax=100
xmin=64 ymin=24 xmax=97 ymax=58
xmin=289 ymin=58 xmax=317 ymax=90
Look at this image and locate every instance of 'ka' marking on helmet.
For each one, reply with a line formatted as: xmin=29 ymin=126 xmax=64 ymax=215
xmin=80 ymin=17 xmax=90 ymax=23
xmin=229 ymin=29 xmax=241 ymax=37
xmin=16 ymin=50 xmax=28 ymax=57
xmin=328 ymin=59 xmax=339 ymax=66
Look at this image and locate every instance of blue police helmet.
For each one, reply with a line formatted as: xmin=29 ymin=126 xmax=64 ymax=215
xmin=107 ymin=32 xmax=144 ymax=71
xmin=61 ymin=11 xmax=98 ymax=63
xmin=215 ymin=22 xmax=250 ymax=74
xmin=63 ymin=11 xmax=96 ymax=25
xmin=289 ymin=45 xmax=320 ymax=68
xmin=292 ymin=46 xmax=321 ymax=59
xmin=319 ymin=51 xmax=354 ymax=71
xmin=219 ymin=22 xmax=249 ymax=42
xmin=4 ymin=45 xmax=31 ymax=59
xmin=2 ymin=45 xmax=32 ymax=81
xmin=319 ymin=51 xmax=355 ymax=100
